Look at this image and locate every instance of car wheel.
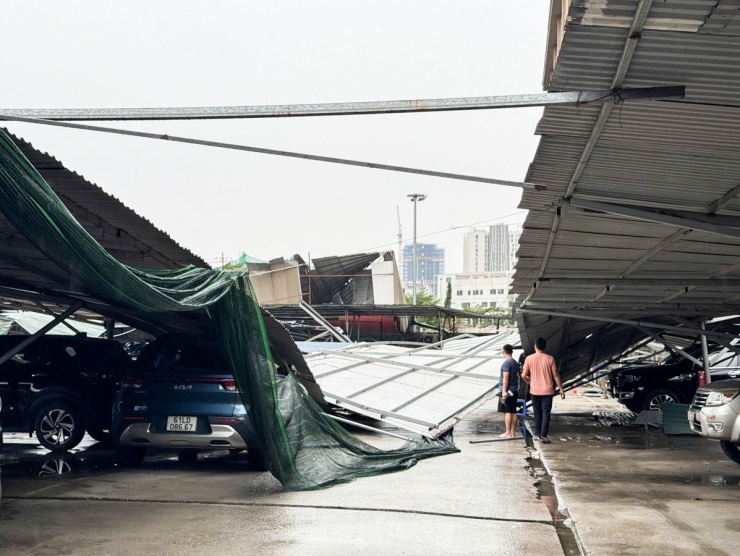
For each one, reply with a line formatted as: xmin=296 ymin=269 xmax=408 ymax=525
xmin=642 ymin=389 xmax=682 ymax=411
xmin=115 ymin=444 xmax=146 ymax=467
xmin=34 ymin=401 xmax=85 ymax=452
xmin=720 ymin=441 xmax=740 ymax=465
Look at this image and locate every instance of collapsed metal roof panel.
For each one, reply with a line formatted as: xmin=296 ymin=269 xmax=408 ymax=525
xmin=296 ymin=252 xmax=380 ymax=305
xmin=306 ymin=333 xmax=518 ymax=438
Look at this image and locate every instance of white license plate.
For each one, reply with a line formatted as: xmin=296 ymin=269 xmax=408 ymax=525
xmin=166 ymin=416 xmax=196 ymax=431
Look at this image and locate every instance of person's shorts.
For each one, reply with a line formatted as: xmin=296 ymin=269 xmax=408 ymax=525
xmin=498 ymin=394 xmax=519 ymax=414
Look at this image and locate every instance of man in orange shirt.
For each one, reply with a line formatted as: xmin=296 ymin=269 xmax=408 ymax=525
xmin=521 ymin=337 xmax=565 ymax=444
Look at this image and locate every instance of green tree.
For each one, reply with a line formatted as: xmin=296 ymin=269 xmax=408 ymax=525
xmin=444 ymin=282 xmax=452 ymax=308
xmin=404 ymin=290 xmax=440 ymax=327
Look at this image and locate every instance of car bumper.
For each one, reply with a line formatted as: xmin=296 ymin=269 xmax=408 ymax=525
xmin=118 ymin=422 xmax=249 ymax=450
xmin=688 ymin=405 xmax=740 ymax=442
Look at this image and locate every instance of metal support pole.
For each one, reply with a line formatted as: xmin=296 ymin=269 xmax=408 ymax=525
xmin=408 ymin=194 xmax=426 ymax=305
xmin=700 ymin=320 xmax=711 ymax=384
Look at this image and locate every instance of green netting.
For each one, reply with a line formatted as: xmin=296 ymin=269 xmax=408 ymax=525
xmin=0 ymin=129 xmax=458 ymax=489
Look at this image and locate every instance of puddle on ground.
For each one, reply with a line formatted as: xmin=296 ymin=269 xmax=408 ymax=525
xmin=526 ymin=438 xmax=582 ymax=556
xmin=0 ymin=452 xmax=117 ymax=479
xmin=641 ymin=474 xmax=740 ymax=487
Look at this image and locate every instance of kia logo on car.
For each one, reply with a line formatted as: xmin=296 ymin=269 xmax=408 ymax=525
xmin=173 ymin=384 xmax=193 ymax=390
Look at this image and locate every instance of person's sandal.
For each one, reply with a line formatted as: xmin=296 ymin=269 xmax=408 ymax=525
xmin=539 ymin=437 xmax=552 ymax=444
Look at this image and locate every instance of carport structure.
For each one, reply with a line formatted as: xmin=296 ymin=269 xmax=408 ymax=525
xmin=513 ymin=0 xmax=740 ymax=382
xmin=0 ymin=132 xmax=318 ymax=397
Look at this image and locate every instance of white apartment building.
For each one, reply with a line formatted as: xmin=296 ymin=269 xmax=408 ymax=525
xmin=437 ymin=271 xmax=514 ymax=311
xmin=462 ymin=229 xmax=488 ymax=273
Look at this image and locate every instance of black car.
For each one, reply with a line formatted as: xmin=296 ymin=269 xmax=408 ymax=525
xmin=609 ymin=345 xmax=740 ymax=412
xmin=0 ymin=335 xmax=133 ymax=451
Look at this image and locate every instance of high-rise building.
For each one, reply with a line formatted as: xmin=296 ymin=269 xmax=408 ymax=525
xmin=508 ymin=225 xmax=522 ymax=271
xmin=462 ymin=229 xmax=488 ymax=273
xmin=488 ymin=223 xmax=510 ymax=272
xmin=402 ymin=242 xmax=445 ymax=298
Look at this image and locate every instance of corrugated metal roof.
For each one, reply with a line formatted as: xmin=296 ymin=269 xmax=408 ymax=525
xmin=9 ymin=132 xmax=207 ymax=270
xmin=513 ymin=0 xmax=740 ymax=382
xmin=306 ymin=332 xmax=518 ymax=438
xmin=296 ymin=253 xmax=380 ymax=305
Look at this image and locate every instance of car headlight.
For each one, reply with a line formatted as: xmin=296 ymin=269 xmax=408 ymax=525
xmin=705 ymin=389 xmax=739 ymax=406
xmin=622 ymin=374 xmax=641 ymax=383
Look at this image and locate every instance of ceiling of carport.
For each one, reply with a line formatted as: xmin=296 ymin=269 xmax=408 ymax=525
xmin=513 ymin=0 xmax=740 ymax=381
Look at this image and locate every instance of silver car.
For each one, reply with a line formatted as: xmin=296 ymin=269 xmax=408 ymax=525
xmin=688 ymin=378 xmax=740 ymax=465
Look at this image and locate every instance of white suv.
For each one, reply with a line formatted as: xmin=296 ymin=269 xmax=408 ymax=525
xmin=688 ymin=378 xmax=740 ymax=465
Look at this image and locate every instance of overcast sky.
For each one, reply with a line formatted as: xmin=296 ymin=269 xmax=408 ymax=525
xmin=2 ymin=1 xmax=549 ymax=272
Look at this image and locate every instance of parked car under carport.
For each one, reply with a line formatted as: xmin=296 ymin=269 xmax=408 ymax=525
xmin=608 ymin=345 xmax=740 ymax=412
xmin=689 ymin=378 xmax=740 ymax=465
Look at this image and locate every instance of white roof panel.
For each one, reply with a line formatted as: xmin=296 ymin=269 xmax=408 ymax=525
xmin=305 ymin=333 xmax=519 ymax=438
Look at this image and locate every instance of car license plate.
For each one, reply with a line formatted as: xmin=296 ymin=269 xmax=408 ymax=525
xmin=166 ymin=416 xmax=196 ymax=431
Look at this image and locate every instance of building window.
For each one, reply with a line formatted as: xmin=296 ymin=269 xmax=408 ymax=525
xmin=498 ymin=289 xmax=504 ymax=294
xmin=482 ymin=302 xmax=488 ymax=307
xmin=456 ymin=290 xmax=463 ymax=296
xmin=490 ymin=289 xmax=495 ymax=294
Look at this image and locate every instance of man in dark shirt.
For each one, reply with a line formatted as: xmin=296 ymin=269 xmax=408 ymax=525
xmin=498 ymin=343 xmax=520 ymax=438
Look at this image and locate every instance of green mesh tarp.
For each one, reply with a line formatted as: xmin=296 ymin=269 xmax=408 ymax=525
xmin=0 ymin=129 xmax=458 ymax=489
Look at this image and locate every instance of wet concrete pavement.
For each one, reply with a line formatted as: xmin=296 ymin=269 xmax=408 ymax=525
xmin=534 ymin=392 xmax=740 ymax=555
xmin=0 ymin=402 xmax=560 ymax=556
xmin=1 ymin=392 xmax=738 ymax=554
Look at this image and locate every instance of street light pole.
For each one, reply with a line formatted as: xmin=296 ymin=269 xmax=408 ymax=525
xmin=407 ymin=194 xmax=427 ymax=305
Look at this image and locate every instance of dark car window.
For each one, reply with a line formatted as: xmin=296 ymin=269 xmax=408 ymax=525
xmin=137 ymin=340 xmax=230 ymax=375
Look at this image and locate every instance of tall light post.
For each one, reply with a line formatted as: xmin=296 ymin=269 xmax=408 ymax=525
xmin=407 ymin=193 xmax=427 ymax=305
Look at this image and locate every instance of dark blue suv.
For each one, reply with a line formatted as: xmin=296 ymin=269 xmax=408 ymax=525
xmin=0 ymin=335 xmax=132 ymax=451
xmin=113 ymin=335 xmax=263 ymax=468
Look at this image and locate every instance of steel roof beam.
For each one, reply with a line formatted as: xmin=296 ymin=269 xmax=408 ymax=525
xmin=538 ymin=278 xmax=740 ymax=287
xmin=706 ymin=184 xmax=740 ymax=214
xmin=516 ymin=303 xmax=740 ymax=317
xmin=0 ymin=87 xmax=684 ymax=121
xmin=517 ymin=307 xmax=738 ymax=342
xmin=630 ymin=207 xmax=740 ymax=229
xmin=568 ymin=198 xmax=740 ymax=240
